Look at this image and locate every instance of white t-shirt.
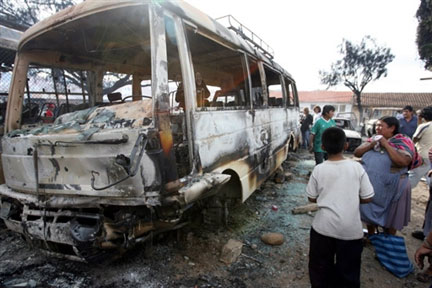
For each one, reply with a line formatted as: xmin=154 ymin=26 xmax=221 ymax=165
xmin=306 ymin=159 xmax=374 ymax=240
xmin=413 ymin=122 xmax=432 ymax=159
xmin=313 ymin=113 xmax=321 ymax=124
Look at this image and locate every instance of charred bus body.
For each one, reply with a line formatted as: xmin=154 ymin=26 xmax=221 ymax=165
xmin=0 ymin=0 xmax=300 ymax=261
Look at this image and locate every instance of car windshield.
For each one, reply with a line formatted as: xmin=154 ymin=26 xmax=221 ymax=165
xmin=335 ymin=119 xmax=352 ymax=129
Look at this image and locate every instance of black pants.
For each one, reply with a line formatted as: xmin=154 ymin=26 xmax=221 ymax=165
xmin=314 ymin=152 xmax=328 ymax=165
xmin=309 ymin=228 xmax=363 ymax=288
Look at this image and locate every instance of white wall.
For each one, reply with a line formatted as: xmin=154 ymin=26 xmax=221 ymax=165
xmin=299 ymin=102 xmax=353 ymax=114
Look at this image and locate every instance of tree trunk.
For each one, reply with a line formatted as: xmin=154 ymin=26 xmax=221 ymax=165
xmin=355 ymin=91 xmax=363 ymax=124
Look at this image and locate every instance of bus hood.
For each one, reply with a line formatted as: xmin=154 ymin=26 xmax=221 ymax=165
xmin=1 ymin=101 xmax=162 ymax=203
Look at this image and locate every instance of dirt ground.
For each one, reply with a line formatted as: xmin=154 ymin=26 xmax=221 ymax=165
xmin=0 ymin=150 xmax=431 ymax=288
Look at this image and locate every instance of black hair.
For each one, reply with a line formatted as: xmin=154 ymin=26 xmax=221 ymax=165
xmin=322 ymin=105 xmax=335 ymax=117
xmin=420 ymin=106 xmax=432 ymax=121
xmin=379 ymin=116 xmax=400 ymax=135
xmin=322 ymin=127 xmax=346 ymax=154
xmin=313 ymin=105 xmax=321 ymax=112
xmin=403 ymin=105 xmax=413 ymax=112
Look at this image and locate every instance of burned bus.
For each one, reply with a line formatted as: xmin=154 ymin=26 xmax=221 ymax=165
xmin=0 ymin=0 xmax=300 ymax=261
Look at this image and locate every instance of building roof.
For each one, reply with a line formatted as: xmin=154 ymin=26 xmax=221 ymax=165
xmin=361 ymin=93 xmax=432 ymax=110
xmin=298 ymin=90 xmax=353 ymax=103
xmin=298 ymin=90 xmax=432 ymax=110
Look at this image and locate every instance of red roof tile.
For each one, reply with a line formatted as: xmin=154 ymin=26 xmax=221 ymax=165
xmin=298 ymin=90 xmax=432 ymax=110
xmin=362 ymin=93 xmax=432 ymax=110
xmin=298 ymin=91 xmax=353 ymax=103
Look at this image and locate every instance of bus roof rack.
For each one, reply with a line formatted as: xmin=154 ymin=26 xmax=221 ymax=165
xmin=216 ymin=15 xmax=274 ymax=60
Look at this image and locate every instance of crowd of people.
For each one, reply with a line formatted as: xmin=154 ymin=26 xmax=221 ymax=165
xmin=302 ymin=104 xmax=432 ymax=286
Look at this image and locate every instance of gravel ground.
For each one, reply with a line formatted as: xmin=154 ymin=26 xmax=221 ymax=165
xmin=0 ymin=150 xmax=430 ymax=288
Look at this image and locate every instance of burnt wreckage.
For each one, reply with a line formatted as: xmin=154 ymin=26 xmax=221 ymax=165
xmin=0 ymin=0 xmax=300 ymax=261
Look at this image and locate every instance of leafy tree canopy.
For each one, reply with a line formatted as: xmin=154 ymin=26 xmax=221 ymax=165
xmin=320 ymin=36 xmax=394 ymax=94
xmin=0 ymin=0 xmax=132 ymax=96
xmin=416 ymin=0 xmax=432 ymax=69
xmin=319 ymin=36 xmax=394 ymax=121
xmin=0 ymin=0 xmax=80 ymax=28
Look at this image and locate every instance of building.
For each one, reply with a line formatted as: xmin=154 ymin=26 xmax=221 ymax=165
xmin=299 ymin=90 xmax=432 ymax=120
xmin=298 ymin=90 xmax=353 ymax=113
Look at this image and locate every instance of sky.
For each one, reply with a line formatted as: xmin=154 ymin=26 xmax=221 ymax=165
xmin=186 ymin=0 xmax=431 ymax=93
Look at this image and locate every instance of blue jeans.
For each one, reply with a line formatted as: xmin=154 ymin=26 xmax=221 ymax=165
xmin=302 ymin=130 xmax=310 ymax=148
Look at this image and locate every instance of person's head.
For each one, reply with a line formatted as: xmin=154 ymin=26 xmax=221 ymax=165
xmin=322 ymin=127 xmax=346 ymax=155
xmin=303 ymin=107 xmax=309 ymax=114
xmin=402 ymin=105 xmax=414 ymax=120
xmin=313 ymin=105 xmax=321 ymax=114
xmin=420 ymin=106 xmax=432 ymax=121
xmin=195 ymin=72 xmax=203 ymax=85
xmin=322 ymin=105 xmax=335 ymax=119
xmin=376 ymin=116 xmax=400 ymax=138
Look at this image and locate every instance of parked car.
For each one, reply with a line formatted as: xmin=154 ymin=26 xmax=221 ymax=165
xmin=364 ymin=107 xmax=401 ymax=137
xmin=334 ymin=117 xmax=362 ymax=152
xmin=336 ymin=112 xmax=361 ymax=131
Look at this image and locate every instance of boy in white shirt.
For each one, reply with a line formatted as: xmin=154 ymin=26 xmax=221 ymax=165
xmin=306 ymin=127 xmax=374 ymax=288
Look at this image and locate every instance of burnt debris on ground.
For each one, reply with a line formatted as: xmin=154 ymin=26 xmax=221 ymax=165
xmin=0 ymin=151 xmax=429 ymax=287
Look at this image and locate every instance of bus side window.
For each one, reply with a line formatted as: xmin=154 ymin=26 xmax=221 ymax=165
xmin=264 ymin=65 xmax=284 ymax=107
xmin=284 ymin=77 xmax=296 ymax=107
xmin=185 ymin=27 xmax=249 ymax=110
xmin=248 ymin=59 xmax=264 ymax=108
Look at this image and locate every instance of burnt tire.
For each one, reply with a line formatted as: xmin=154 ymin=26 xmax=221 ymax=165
xmin=288 ymin=136 xmax=297 ymax=152
xmin=201 ymin=170 xmax=241 ymax=227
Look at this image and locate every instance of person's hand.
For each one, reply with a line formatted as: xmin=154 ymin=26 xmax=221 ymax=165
xmin=415 ymin=245 xmax=432 ymax=269
xmin=376 ymin=136 xmax=390 ymax=151
xmin=377 ymin=136 xmax=389 ymax=146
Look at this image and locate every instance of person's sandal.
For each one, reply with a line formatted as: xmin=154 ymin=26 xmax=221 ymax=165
xmin=412 ymin=230 xmax=425 ymax=241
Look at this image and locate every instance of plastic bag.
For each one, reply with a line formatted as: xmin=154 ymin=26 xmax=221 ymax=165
xmin=369 ymin=234 xmax=414 ymax=278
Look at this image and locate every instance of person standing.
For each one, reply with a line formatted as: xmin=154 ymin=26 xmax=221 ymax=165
xmin=309 ymin=105 xmax=336 ymax=165
xmin=411 ymin=110 xmax=432 ymax=242
xmin=312 ymin=105 xmax=321 ymax=124
xmin=307 ymin=127 xmax=374 ymax=288
xmin=354 ymin=116 xmax=415 ymax=236
xmin=175 ymin=72 xmax=210 ymax=109
xmin=301 ymin=107 xmax=313 ymax=149
xmin=399 ymin=105 xmax=418 ymax=138
xmin=409 ymin=106 xmax=432 ymax=189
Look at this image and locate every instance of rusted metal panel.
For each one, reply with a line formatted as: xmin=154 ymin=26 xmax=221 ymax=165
xmin=150 ymin=5 xmax=178 ymax=184
xmin=171 ymin=14 xmax=196 ymax=172
xmin=1 ymin=130 xmax=157 ymax=198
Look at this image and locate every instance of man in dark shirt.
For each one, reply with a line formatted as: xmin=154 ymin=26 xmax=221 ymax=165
xmin=399 ymin=105 xmax=418 ymax=138
xmin=301 ymin=107 xmax=313 ymax=149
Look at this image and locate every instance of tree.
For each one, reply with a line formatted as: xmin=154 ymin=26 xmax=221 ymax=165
xmin=0 ymin=0 xmax=77 ymax=29
xmin=319 ymin=36 xmax=394 ymax=122
xmin=416 ymin=0 xmax=432 ymax=69
xmin=0 ymin=0 xmax=132 ymax=96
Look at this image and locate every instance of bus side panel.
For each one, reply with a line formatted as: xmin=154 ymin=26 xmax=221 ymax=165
xmin=192 ymin=106 xmax=292 ymax=202
xmin=193 ymin=110 xmax=254 ymax=174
